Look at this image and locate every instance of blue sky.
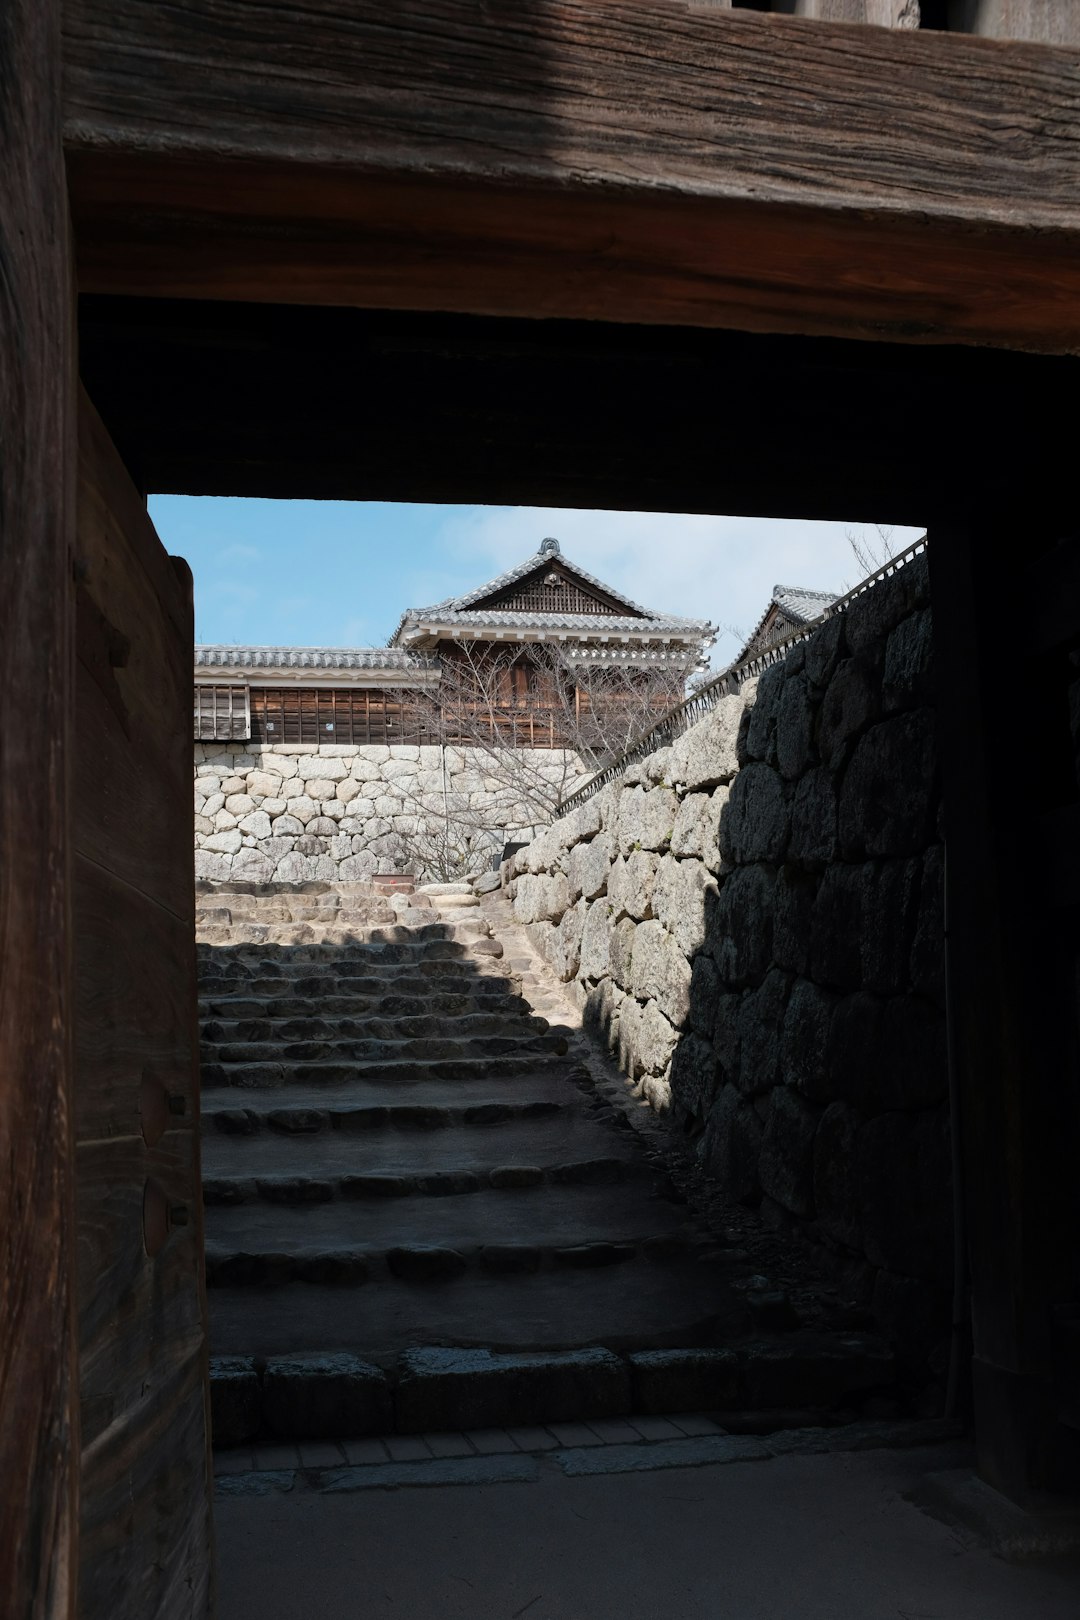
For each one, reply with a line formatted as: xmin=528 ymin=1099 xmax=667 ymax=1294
xmin=149 ymin=498 xmax=925 ymax=668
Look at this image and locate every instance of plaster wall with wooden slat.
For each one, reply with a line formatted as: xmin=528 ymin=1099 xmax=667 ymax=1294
xmin=73 ymin=391 xmax=212 ymax=1620
xmin=61 ymin=3 xmax=1080 ymax=353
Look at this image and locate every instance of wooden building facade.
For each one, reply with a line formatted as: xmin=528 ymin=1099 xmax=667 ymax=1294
xmin=194 ymin=538 xmax=713 ymax=755
xmin=737 ymin=583 xmax=838 ymax=660
xmin=5 ymin=4 xmax=1080 ymax=1618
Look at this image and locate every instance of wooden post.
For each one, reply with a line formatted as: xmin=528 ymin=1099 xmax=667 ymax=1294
xmin=948 ymin=0 xmax=1080 ymax=42
xmin=931 ymin=512 xmax=1080 ymax=1499
xmin=790 ymin=1 xmax=920 ymax=22
xmin=0 ymin=3 xmax=79 ymax=1615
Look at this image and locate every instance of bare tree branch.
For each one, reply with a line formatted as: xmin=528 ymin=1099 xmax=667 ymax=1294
xmin=384 ymin=638 xmax=702 ymax=879
xmin=845 ymin=522 xmax=900 ymax=582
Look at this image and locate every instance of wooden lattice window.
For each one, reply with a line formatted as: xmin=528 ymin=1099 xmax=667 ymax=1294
xmin=248 ymin=687 xmax=427 ymax=746
xmin=194 ymin=684 xmax=251 ymax=741
xmin=481 ymin=565 xmax=629 ymax=616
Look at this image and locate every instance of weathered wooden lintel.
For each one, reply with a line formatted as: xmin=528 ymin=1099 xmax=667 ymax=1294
xmin=62 ymin=2 xmax=1080 ymax=354
xmin=79 ymin=296 xmax=1080 ymax=520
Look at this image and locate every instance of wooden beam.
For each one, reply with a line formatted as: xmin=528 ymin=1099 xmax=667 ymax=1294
xmin=79 ymin=296 xmax=1080 ymax=520
xmin=0 ymin=4 xmax=78 ymax=1617
xmin=63 ymin=3 xmax=1080 ymax=354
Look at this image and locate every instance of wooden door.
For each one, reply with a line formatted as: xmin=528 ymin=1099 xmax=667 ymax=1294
xmin=0 ymin=2 xmax=78 ymax=1615
xmin=73 ymin=391 xmax=213 ymax=1617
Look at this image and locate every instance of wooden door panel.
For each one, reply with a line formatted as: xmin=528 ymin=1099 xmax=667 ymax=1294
xmin=72 ymin=859 xmax=195 ymax=1147
xmin=73 ymin=388 xmax=212 ymax=1618
xmin=0 ymin=3 xmax=78 ymax=1616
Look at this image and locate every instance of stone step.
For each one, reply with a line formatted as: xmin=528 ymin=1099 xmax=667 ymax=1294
xmin=203 ymin=1182 xmax=693 ymax=1280
xmin=197 ymin=929 xmax=490 ymax=955
xmin=205 ymin=1100 xmax=573 ymax=1141
xmin=196 ymin=901 xmax=393 ymax=922
xmin=210 ymin=1335 xmax=896 ymax=1445
xmin=200 ymin=1030 xmax=568 ymax=1070
xmin=197 ymin=920 xmax=484 ymax=946
xmin=199 ymin=947 xmax=509 ymax=973
xmin=200 ymin=1010 xmax=554 ymax=1045
xmin=417 ymin=883 xmax=475 ymax=896
xmin=202 ymin=1074 xmax=578 ymax=1125
xmin=197 ymin=968 xmax=508 ymax=998
xmin=200 ymin=1053 xmax=576 ymax=1090
xmin=200 ymin=1112 xmax=642 ymax=1199
xmin=196 ymin=922 xmax=494 ymax=951
xmin=208 ymin=1257 xmax=748 ymax=1365
xmin=199 ymin=920 xmax=488 ymax=946
xmin=197 ymin=939 xmax=501 ymax=972
xmin=198 ymin=986 xmax=522 ymax=1019
xmin=203 ymin=1157 xmax=645 ymax=1210
xmin=200 ymin=963 xmax=516 ymax=993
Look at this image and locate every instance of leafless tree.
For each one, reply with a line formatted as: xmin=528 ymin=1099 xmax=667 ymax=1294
xmin=845 ymin=522 xmax=901 ymax=580
xmin=384 ymin=639 xmax=701 ymax=879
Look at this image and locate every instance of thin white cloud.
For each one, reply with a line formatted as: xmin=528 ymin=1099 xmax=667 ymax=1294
xmin=434 ymin=508 xmax=924 ymax=667
xmin=215 ymin=542 xmax=261 ymax=566
xmin=208 ymin=580 xmax=260 ymax=607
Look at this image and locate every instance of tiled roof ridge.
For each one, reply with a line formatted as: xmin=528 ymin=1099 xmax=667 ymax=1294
xmin=734 ymin=582 xmax=838 ymax=665
xmin=389 ymin=541 xmax=709 ymax=642
xmin=772 ymin=583 xmax=836 ymax=605
xmin=407 ymin=608 xmax=710 ymax=632
xmin=195 ymin=645 xmax=436 ymax=669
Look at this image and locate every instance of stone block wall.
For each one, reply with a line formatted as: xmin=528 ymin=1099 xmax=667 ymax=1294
xmin=194 ymin=742 xmax=582 ymax=884
xmin=507 ymin=554 xmax=946 ymax=1368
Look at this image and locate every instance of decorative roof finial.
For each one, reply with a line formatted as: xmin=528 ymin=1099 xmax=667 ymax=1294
xmin=539 ymin=537 xmax=560 ymax=556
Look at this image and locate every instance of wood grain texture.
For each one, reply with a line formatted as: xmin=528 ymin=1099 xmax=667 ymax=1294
xmin=0 ymin=4 xmax=78 ymax=1617
xmin=71 ymin=857 xmax=196 ymax=1151
xmin=61 ymin=3 xmax=1080 ymax=352
xmin=73 ymin=391 xmax=212 ymax=1619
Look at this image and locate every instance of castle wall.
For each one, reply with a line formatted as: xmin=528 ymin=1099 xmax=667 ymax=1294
xmin=506 ymin=554 xmax=946 ymax=1371
xmin=194 ymin=742 xmax=583 ymax=883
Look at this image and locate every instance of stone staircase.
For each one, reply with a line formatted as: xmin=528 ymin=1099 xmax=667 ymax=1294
xmin=199 ymin=880 xmax=897 ymax=1445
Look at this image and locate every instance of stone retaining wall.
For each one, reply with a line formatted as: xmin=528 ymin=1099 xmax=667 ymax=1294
xmin=507 ymin=555 xmax=946 ymax=1370
xmin=195 ymin=742 xmax=581 ymax=884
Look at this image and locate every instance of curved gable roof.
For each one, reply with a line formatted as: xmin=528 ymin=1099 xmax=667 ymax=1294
xmin=390 ymin=538 xmax=711 ymax=644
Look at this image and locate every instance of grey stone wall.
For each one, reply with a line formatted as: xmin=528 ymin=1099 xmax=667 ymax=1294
xmin=195 ymin=742 xmax=582 ymax=884
xmin=507 ymin=555 xmax=945 ymax=1368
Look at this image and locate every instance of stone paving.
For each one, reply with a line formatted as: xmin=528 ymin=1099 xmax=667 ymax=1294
xmin=214 ymin=1440 xmax=1080 ymax=1620
xmin=213 ymin=1412 xmax=960 ymax=1495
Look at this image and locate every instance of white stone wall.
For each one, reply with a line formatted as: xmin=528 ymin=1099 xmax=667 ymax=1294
xmin=194 ymin=742 xmax=583 ymax=884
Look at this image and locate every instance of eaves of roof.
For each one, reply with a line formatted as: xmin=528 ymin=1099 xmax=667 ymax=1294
xmin=394 ymin=610 xmax=712 ymax=640
xmin=735 ymin=583 xmax=837 ymax=664
xmin=388 ymin=544 xmax=711 ymax=645
xmin=194 ymin=645 xmax=438 ymax=677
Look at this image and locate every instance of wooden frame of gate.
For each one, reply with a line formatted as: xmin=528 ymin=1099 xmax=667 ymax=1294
xmin=4 ymin=4 xmax=1080 ymax=1616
